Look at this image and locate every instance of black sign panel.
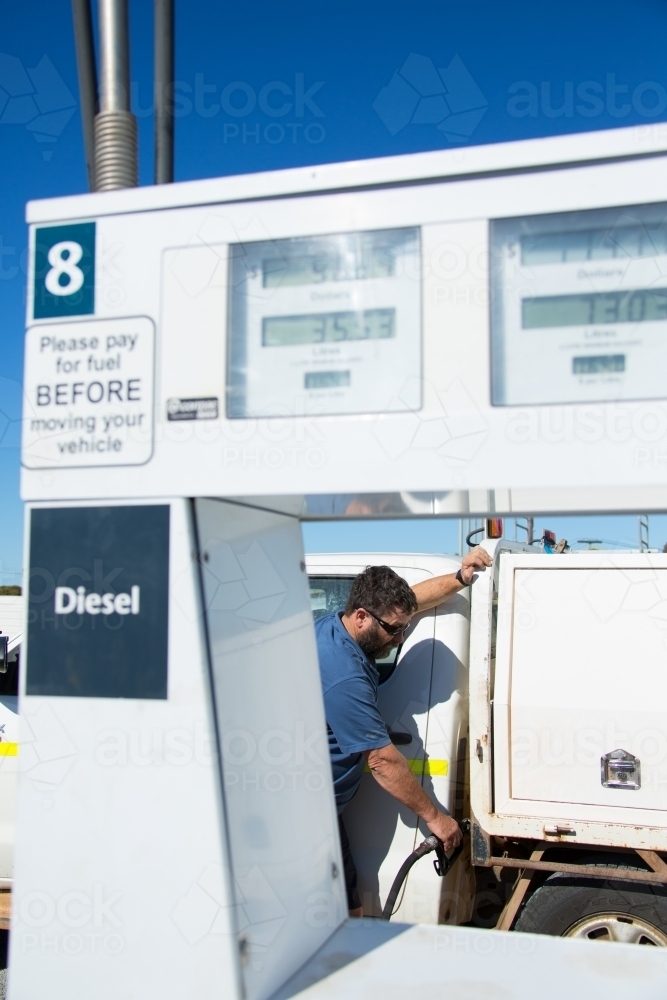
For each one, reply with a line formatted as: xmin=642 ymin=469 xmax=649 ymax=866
xmin=27 ymin=505 xmax=170 ymax=699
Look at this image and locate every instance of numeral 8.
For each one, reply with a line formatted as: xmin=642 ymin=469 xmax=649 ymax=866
xmin=45 ymin=241 xmax=85 ymax=297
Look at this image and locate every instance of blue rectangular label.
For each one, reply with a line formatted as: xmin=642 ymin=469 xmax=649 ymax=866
xmin=27 ymin=505 xmax=169 ymax=699
xmin=33 ymin=222 xmax=96 ymax=319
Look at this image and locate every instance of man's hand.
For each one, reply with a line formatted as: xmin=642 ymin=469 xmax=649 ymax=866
xmin=460 ymin=545 xmax=492 ymax=585
xmin=412 ymin=545 xmax=493 ymax=612
xmin=426 ymin=811 xmax=462 ymax=852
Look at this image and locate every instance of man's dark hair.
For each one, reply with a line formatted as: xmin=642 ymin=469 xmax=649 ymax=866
xmin=344 ymin=565 xmax=418 ymax=618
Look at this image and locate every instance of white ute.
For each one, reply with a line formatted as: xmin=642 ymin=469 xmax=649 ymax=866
xmin=307 ymin=539 xmax=667 ymax=945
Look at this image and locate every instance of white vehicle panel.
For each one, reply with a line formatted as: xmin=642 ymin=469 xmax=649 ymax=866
xmin=494 ymin=555 xmax=667 ymax=827
xmin=0 ymin=598 xmax=24 ymax=645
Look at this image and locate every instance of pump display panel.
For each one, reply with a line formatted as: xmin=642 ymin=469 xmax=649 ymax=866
xmin=491 ymin=203 xmax=667 ymax=405
xmin=227 ymin=227 xmax=421 ymax=418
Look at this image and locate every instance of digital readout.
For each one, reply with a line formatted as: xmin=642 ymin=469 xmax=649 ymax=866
xmin=521 ymin=224 xmax=667 ymax=265
xmin=522 ymin=288 xmax=667 ymax=329
xmin=262 ymin=308 xmax=395 ymax=346
xmin=262 ymin=228 xmax=416 ymax=288
xmin=304 ymin=371 xmax=351 ymax=389
xmin=572 ymin=355 xmax=626 ymax=375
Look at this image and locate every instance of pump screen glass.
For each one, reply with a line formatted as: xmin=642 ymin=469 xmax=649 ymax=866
xmin=227 ymin=227 xmax=421 ymax=418
xmin=490 ymin=203 xmax=667 ymax=405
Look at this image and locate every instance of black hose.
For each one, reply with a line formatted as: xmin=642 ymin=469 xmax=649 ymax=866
xmin=381 ymin=836 xmax=439 ymax=920
xmin=381 ymin=820 xmax=470 ymax=921
xmin=465 ymin=527 xmax=484 ymax=547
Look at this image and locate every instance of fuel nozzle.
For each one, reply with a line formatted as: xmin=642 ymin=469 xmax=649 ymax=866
xmin=415 ymin=819 xmax=470 ymax=877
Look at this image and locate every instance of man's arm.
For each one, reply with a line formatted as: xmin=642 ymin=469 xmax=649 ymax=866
xmin=412 ymin=544 xmax=492 ymax=613
xmin=365 ymin=742 xmax=461 ymax=850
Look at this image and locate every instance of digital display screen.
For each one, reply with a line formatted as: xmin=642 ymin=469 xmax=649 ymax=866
xmin=521 ymin=224 xmax=667 ymax=265
xmin=522 ymin=288 xmax=667 ymax=329
xmin=262 ymin=308 xmax=395 ymax=346
xmin=261 ymin=229 xmax=415 ymax=288
xmin=491 ymin=204 xmax=667 ymax=406
xmin=572 ymin=355 xmax=626 ymax=374
xmin=304 ymin=370 xmax=350 ymax=389
xmin=227 ymin=225 xmax=421 ymax=419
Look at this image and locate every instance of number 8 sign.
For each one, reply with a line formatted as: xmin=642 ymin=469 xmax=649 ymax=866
xmin=33 ymin=222 xmax=95 ymax=319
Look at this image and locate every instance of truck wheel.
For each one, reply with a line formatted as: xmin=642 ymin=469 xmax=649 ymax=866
xmin=514 ymin=867 xmax=667 ymax=945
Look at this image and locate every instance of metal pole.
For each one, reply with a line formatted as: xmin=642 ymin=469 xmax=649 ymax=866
xmin=98 ymin=0 xmax=130 ymax=111
xmin=71 ymin=0 xmax=99 ymax=191
xmin=154 ymin=0 xmax=174 ymax=184
xmin=94 ymin=0 xmax=138 ymax=189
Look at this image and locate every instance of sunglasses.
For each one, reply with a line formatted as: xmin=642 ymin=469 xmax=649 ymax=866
xmin=362 ymin=608 xmax=410 ymax=637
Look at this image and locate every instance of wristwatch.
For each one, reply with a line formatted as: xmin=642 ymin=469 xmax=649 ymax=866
xmin=455 ymin=568 xmax=468 ymax=587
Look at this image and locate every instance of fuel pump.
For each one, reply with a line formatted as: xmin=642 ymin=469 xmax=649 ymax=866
xmin=13 ymin=124 xmax=667 ymax=1000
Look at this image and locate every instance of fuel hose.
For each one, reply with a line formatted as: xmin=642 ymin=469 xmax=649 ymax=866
xmin=381 ymin=820 xmax=470 ymax=921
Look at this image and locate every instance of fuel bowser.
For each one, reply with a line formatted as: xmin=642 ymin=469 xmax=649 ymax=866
xmin=12 ymin=124 xmax=667 ymax=999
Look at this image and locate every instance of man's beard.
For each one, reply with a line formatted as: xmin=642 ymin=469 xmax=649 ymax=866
xmin=358 ymin=622 xmax=394 ymax=660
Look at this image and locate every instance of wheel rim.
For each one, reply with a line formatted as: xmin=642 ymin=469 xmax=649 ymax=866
xmin=564 ymin=912 xmax=667 ymax=946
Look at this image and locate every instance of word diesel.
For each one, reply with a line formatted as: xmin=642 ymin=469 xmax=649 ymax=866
xmin=55 ymin=585 xmax=141 ymax=616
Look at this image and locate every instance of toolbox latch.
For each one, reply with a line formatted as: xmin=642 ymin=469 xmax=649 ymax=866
xmin=601 ymin=748 xmax=641 ymax=790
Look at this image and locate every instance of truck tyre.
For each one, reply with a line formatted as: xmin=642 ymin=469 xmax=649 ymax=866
xmin=514 ymin=865 xmax=667 ymax=945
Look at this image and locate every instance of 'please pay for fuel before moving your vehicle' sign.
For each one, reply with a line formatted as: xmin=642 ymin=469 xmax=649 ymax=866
xmin=23 ymin=316 xmax=155 ymax=468
xmin=26 ymin=222 xmax=154 ymax=468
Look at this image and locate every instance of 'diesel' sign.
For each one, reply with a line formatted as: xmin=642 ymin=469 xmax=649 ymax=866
xmin=27 ymin=505 xmax=169 ymax=698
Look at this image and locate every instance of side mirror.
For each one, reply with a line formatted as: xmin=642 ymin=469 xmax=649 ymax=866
xmin=0 ymin=636 xmax=8 ymax=674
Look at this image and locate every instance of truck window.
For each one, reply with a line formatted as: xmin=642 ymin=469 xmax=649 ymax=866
xmin=310 ymin=576 xmax=355 ymax=619
xmin=309 ymin=576 xmax=402 ymax=683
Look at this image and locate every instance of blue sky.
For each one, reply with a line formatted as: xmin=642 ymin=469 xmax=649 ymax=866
xmin=302 ymin=513 xmax=667 ymax=556
xmin=3 ymin=1 xmax=667 ymax=581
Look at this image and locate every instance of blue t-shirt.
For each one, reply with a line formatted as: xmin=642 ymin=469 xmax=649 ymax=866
xmin=315 ymin=612 xmax=391 ymax=812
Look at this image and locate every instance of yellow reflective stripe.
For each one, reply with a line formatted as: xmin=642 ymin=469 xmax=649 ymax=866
xmin=0 ymin=743 xmax=18 ymax=757
xmin=365 ymin=758 xmax=448 ymax=776
xmin=410 ymin=758 xmax=448 ymax=777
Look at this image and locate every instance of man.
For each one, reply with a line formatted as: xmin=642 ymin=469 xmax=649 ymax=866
xmin=315 ymin=546 xmax=492 ymax=917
